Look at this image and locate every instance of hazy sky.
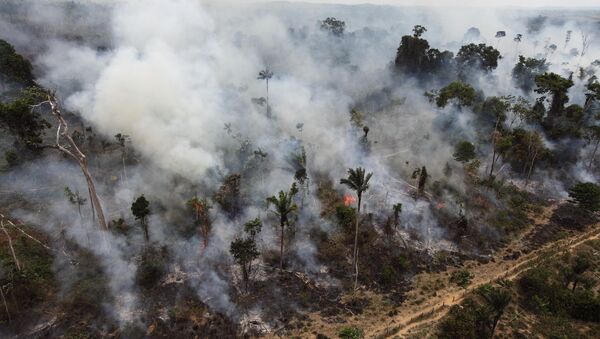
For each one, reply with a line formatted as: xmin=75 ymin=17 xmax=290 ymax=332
xmin=248 ymin=0 xmax=600 ymax=8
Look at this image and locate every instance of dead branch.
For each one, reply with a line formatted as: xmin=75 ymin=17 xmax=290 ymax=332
xmin=0 ymin=220 xmax=21 ymax=271
xmin=33 ymin=91 xmax=109 ymax=230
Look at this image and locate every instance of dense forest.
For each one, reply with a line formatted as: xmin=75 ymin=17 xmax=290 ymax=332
xmin=0 ymin=1 xmax=599 ymax=338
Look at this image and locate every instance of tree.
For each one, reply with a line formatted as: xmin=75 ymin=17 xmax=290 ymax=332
xmin=0 ymin=39 xmax=34 ymax=85
xmin=488 ymin=132 xmax=512 ymax=181
xmin=395 ymin=25 xmax=454 ymax=76
xmin=434 ymin=81 xmax=477 ymax=108
xmin=563 ymin=254 xmax=592 ymax=291
xmin=534 ymin=72 xmax=574 ymax=118
xmin=266 ymin=183 xmax=298 ymax=269
xmin=0 ymin=88 xmax=51 ymax=150
xmin=320 ymin=17 xmax=345 ymax=36
xmin=392 ymin=203 xmax=402 ymax=228
xmin=568 ymin=182 xmax=600 ymax=212
xmin=418 ymin=166 xmax=428 ymax=195
xmin=64 ymin=186 xmax=86 ymax=218
xmin=340 ymin=167 xmax=373 ymax=291
xmin=504 ymin=129 xmax=546 ymax=186
xmin=584 ymin=80 xmax=600 ymax=112
xmin=453 ymin=141 xmax=476 ymax=163
xmin=132 ymin=195 xmax=151 ymax=242
xmin=35 ymin=90 xmax=108 ymax=230
xmin=512 ymin=56 xmax=548 ymax=93
xmin=257 ymin=68 xmax=273 ymax=118
xmin=187 ymin=196 xmax=212 ymax=252
xmin=584 ymin=125 xmax=600 ymax=169
xmin=244 ymin=218 xmax=262 ymax=240
xmin=456 ymin=43 xmax=501 ymax=72
xmin=477 ymin=285 xmax=511 ymax=338
xmin=230 ymin=237 xmax=259 ymax=290
xmin=114 ymin=133 xmax=130 ymax=182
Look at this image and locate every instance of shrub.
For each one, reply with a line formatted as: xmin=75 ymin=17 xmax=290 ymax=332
xmin=451 ymin=269 xmax=473 ymax=288
xmin=338 ymin=326 xmax=363 ymax=339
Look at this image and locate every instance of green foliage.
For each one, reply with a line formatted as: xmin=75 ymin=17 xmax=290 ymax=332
xmin=340 ymin=167 xmax=373 ymax=199
xmin=439 ymin=298 xmax=491 ymax=339
xmin=512 ymin=55 xmax=548 ymax=93
xmin=435 ymin=81 xmax=477 ymax=108
xmin=395 ymin=25 xmax=454 ymax=75
xmin=131 ymin=195 xmax=150 ymax=220
xmin=519 ymin=263 xmax=600 ymax=322
xmin=230 ymin=237 xmax=259 ymax=267
xmin=0 ymin=88 xmax=51 ymax=150
xmin=451 ymin=269 xmax=473 ymax=288
xmin=137 ymin=246 xmax=167 ymax=289
xmin=0 ymin=39 xmax=34 ymax=84
xmin=335 ymin=203 xmax=357 ymax=233
xmin=338 ymin=326 xmax=363 ymax=339
xmin=534 ymin=72 xmax=574 ymax=117
xmin=132 ymin=195 xmax=151 ymax=241
xmin=64 ymin=186 xmax=86 ymax=207
xmin=0 ymin=229 xmax=55 ymax=324
xmin=453 ymin=140 xmax=476 ymax=163
xmin=456 ymin=43 xmax=501 ymax=72
xmin=244 ymin=218 xmax=262 ymax=239
xmin=568 ymin=182 xmax=600 ymax=212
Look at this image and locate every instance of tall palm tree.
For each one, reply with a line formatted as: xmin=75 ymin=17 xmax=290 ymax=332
xmin=266 ymin=183 xmax=298 ymax=269
xmin=479 ymin=286 xmax=511 ymax=338
xmin=340 ymin=167 xmax=372 ymax=291
xmin=257 ymin=68 xmax=273 ymax=118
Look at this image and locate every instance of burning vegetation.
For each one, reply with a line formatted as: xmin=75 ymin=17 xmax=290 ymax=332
xmin=0 ymin=1 xmax=599 ymax=338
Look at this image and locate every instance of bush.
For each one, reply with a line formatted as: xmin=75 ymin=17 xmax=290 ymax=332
xmin=338 ymin=326 xmax=363 ymax=339
xmin=451 ymin=269 xmax=473 ymax=288
xmin=137 ymin=246 xmax=167 ymax=289
xmin=335 ymin=203 xmax=356 ymax=234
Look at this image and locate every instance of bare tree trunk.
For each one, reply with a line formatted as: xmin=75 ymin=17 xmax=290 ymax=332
xmin=588 ymin=138 xmax=599 ymax=170
xmin=0 ymin=286 xmax=10 ymax=324
xmin=45 ymin=92 xmax=108 ymax=230
xmin=1 ymin=221 xmax=20 ymax=271
xmin=488 ymin=118 xmax=500 ymax=181
xmin=353 ymin=195 xmax=361 ymax=291
xmin=525 ymin=147 xmax=539 ymax=187
xmin=279 ymin=219 xmax=284 ymax=269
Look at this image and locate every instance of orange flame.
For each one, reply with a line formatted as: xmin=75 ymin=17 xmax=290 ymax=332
xmin=343 ymin=194 xmax=357 ymax=206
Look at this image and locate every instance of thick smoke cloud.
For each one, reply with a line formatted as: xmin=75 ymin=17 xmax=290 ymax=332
xmin=1 ymin=0 xmax=599 ymax=327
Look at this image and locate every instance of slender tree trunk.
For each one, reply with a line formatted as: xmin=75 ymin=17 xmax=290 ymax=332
xmin=46 ymin=93 xmax=108 ymax=230
xmin=489 ymin=118 xmax=500 ymax=181
xmin=122 ymin=150 xmax=128 ymax=183
xmin=490 ymin=318 xmax=499 ymax=339
xmin=588 ymin=138 xmax=599 ymax=170
xmin=525 ymin=147 xmax=539 ymax=187
xmin=279 ymin=219 xmax=284 ymax=269
xmin=266 ymin=79 xmax=270 ymax=118
xmin=1 ymin=221 xmax=20 ymax=271
xmin=0 ymin=286 xmax=10 ymax=324
xmin=81 ymin=161 xmax=107 ymax=230
xmin=142 ymin=218 xmax=149 ymax=242
xmin=572 ymin=280 xmax=578 ymax=292
xmin=353 ymin=195 xmax=362 ymax=291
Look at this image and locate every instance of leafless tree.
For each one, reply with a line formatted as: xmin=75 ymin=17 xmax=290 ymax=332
xmin=32 ymin=90 xmax=109 ymax=230
xmin=580 ymin=30 xmax=593 ymax=56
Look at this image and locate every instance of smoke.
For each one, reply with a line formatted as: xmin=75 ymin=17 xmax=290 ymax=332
xmin=1 ymin=0 xmax=599 ymax=329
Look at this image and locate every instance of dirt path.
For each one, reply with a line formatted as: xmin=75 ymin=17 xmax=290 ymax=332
xmin=370 ymin=216 xmax=600 ymax=338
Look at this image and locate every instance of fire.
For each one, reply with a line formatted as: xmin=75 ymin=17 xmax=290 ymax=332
xmin=343 ymin=194 xmax=357 ymax=206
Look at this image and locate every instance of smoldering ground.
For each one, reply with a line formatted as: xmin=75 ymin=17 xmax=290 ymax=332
xmin=0 ymin=0 xmax=599 ymax=332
